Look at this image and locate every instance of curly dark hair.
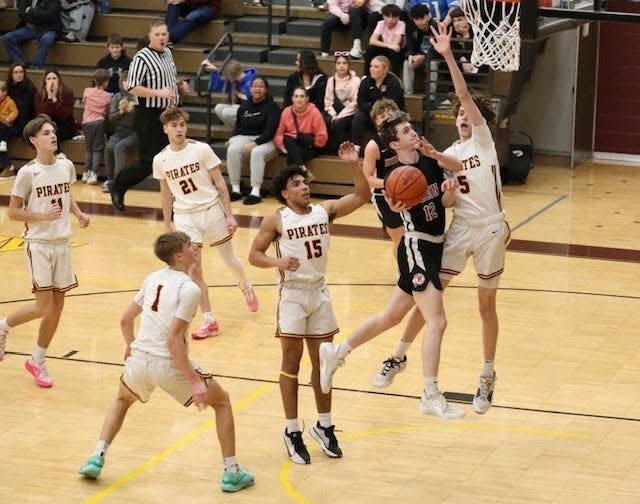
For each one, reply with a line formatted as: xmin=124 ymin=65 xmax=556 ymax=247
xmin=273 ymin=166 xmax=308 ymax=205
xmin=450 ymin=90 xmax=496 ymax=128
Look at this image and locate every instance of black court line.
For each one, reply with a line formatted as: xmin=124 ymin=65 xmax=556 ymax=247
xmin=6 ymin=350 xmax=640 ymax=424
xmin=2 ymin=282 xmax=639 ymax=305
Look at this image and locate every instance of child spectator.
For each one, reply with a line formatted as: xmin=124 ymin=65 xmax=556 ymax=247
xmin=403 ymin=4 xmax=437 ymax=94
xmin=0 ymin=81 xmax=19 ymax=179
xmin=96 ymin=33 xmax=131 ymax=94
xmin=201 ymin=59 xmax=257 ymax=130
xmin=81 ymin=68 xmax=112 ymax=184
xmin=103 ymin=71 xmax=137 ymax=193
xmin=35 ymin=68 xmax=78 ymax=146
xmin=323 ymin=53 xmax=360 ymax=151
xmin=319 ymin=0 xmax=371 ymax=59
xmin=283 ymin=51 xmax=328 ymax=114
xmin=364 ymin=4 xmax=406 ymax=77
xmin=274 ymin=86 xmax=328 ymax=177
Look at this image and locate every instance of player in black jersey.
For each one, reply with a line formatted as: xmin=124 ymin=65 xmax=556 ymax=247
xmin=319 ymin=111 xmax=466 ymax=420
xmin=362 ymin=98 xmax=403 ymax=254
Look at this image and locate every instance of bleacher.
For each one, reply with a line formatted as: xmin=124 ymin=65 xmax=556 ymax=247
xmin=0 ymin=0 xmax=540 ymax=196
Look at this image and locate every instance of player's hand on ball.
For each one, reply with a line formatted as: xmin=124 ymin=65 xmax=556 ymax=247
xmin=383 ymin=190 xmax=409 ymax=213
xmin=279 ymin=256 xmax=300 ymax=271
xmin=441 ymin=177 xmax=459 ymax=193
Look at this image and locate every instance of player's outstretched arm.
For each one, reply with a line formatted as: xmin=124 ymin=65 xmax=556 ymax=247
xmin=430 ymin=22 xmax=484 ymax=127
xmin=323 ymin=141 xmax=371 ymax=220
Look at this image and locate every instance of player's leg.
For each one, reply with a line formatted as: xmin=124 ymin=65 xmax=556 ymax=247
xmin=202 ymin=376 xmax=255 ymax=492
xmin=189 ymin=244 xmax=220 ymax=339
xmin=78 ymin=381 xmax=138 ymax=479
xmin=23 ymin=289 xmax=63 ymax=387
xmin=306 ymin=336 xmax=342 ymax=458
xmin=414 ymin=284 xmax=464 ymax=420
xmin=215 ymin=240 xmax=259 ymax=312
xmin=319 ymin=286 xmax=415 ymax=393
xmin=279 ymin=336 xmax=311 ymax=464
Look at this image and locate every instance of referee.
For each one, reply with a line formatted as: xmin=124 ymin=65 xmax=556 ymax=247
xmin=111 ymin=20 xmax=188 ymax=211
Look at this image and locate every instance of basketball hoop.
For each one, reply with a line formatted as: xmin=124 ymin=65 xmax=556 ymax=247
xmin=461 ymin=0 xmax=521 ymax=71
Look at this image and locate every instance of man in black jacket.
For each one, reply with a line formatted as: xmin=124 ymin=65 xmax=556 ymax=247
xmin=3 ymin=0 xmax=62 ymax=69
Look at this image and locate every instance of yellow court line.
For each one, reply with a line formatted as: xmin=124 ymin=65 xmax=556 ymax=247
xmin=83 ymin=383 xmax=273 ymax=504
xmin=84 ymin=327 xmax=354 ymax=503
xmin=279 ymin=422 xmax=587 ymax=504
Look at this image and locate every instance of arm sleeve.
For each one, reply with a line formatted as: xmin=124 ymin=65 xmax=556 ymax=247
xmin=357 ymin=78 xmax=372 ymax=114
xmin=255 ymin=103 xmax=281 ymax=145
xmin=133 ymin=281 xmax=146 ymax=307
xmin=312 ymin=109 xmax=328 ymax=148
xmin=202 ymin=143 xmax=222 ymax=170
xmin=11 ymin=169 xmax=32 ymax=199
xmin=472 ymin=120 xmax=495 ymax=149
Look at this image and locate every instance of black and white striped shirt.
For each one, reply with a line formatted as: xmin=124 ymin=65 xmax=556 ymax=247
xmin=127 ymin=46 xmax=179 ymax=109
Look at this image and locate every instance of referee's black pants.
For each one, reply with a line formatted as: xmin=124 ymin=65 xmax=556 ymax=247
xmin=113 ymin=106 xmax=168 ymax=194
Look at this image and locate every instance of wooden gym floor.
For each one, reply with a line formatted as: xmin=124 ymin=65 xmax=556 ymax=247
xmin=0 ymin=156 xmax=639 ymax=503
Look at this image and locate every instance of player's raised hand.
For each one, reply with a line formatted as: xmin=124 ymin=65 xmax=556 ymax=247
xmin=430 ymin=22 xmax=452 ymax=56
xmin=338 ymin=141 xmax=359 ymax=163
xmin=417 ymin=137 xmax=438 ymax=158
xmin=278 ymin=256 xmax=300 ymax=271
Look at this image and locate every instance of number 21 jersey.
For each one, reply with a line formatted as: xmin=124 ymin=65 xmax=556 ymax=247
xmin=153 ymin=140 xmax=222 ymax=214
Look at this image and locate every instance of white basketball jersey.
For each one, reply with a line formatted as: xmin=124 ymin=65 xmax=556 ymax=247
xmin=11 ymin=157 xmax=77 ymax=241
xmin=276 ymin=204 xmax=331 ymax=285
xmin=443 ymin=122 xmax=504 ymax=224
xmin=152 ymin=140 xmax=222 ymax=214
xmin=130 ymin=268 xmax=201 ymax=358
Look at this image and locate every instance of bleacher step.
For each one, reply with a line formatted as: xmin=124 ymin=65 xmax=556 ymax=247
xmin=286 ymin=19 xmax=322 ymax=38
xmin=233 ymin=15 xmax=287 ymax=34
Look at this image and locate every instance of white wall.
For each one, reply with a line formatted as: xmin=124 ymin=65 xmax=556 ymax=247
xmin=510 ymin=29 xmax=578 ymax=155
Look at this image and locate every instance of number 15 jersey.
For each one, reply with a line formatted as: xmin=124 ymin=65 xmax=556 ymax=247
xmin=276 ymin=204 xmax=330 ymax=285
xmin=153 ymin=140 xmax=222 ymax=214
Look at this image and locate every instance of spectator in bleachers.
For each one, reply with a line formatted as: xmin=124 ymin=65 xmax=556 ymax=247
xmin=363 ymin=4 xmax=406 ymax=77
xmin=450 ymin=6 xmax=477 ymax=74
xmin=403 ymin=4 xmax=437 ymax=94
xmin=323 ymin=52 xmax=360 ymax=151
xmin=34 ymin=68 xmax=78 ymax=145
xmin=2 ymin=64 xmax=37 ymax=178
xmin=283 ymin=51 xmax=327 ymax=114
xmin=80 ymin=68 xmax=112 ymax=185
xmin=274 ymin=86 xmax=328 ymax=177
xmin=103 ymin=71 xmax=137 ymax=193
xmin=407 ymin=0 xmax=459 ymax=25
xmin=3 ymin=0 xmax=62 ymax=70
xmin=367 ymin=0 xmax=407 ymax=36
xmin=0 ymin=81 xmax=19 ymax=179
xmin=226 ymin=76 xmax=281 ymax=205
xmin=165 ymin=0 xmax=221 ymax=44
xmin=351 ymin=55 xmax=404 ymax=152
xmin=61 ymin=0 xmax=97 ymax=42
xmin=319 ymin=0 xmax=371 ymax=59
xmin=96 ymin=33 xmax=132 ymax=94
xmin=201 ymin=59 xmax=257 ymax=130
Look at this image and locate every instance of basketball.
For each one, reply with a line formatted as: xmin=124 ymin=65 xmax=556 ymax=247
xmin=384 ymin=165 xmax=429 ymax=209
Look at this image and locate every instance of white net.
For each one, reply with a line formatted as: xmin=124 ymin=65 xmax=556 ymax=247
xmin=461 ymin=0 xmax=521 ymax=71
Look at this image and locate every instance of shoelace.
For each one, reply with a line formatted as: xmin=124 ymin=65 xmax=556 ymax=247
xmin=478 ymin=376 xmax=494 ymax=399
xmin=380 ymin=357 xmax=402 ymax=376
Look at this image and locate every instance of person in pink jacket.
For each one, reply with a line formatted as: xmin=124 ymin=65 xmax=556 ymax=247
xmin=319 ymin=0 xmax=373 ymax=59
xmin=323 ymin=53 xmax=360 ymax=151
xmin=274 ymin=86 xmax=328 ymax=177
xmin=81 ymin=68 xmax=113 ymax=185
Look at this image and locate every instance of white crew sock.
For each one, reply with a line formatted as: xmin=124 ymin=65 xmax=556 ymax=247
xmin=335 ymin=340 xmax=353 ymax=360
xmin=317 ymin=412 xmax=332 ymax=428
xmin=93 ymin=440 xmax=109 ymax=457
xmin=286 ymin=418 xmax=301 ymax=433
xmin=250 ymin=186 xmax=260 ymax=197
xmin=424 ymin=376 xmax=438 ymax=397
xmin=393 ymin=339 xmax=412 ymax=360
xmin=231 ymin=184 xmax=241 ymax=193
xmin=32 ymin=344 xmax=46 ymax=362
xmin=482 ymin=359 xmax=495 ymax=377
xmin=223 ymin=456 xmax=239 ymax=473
